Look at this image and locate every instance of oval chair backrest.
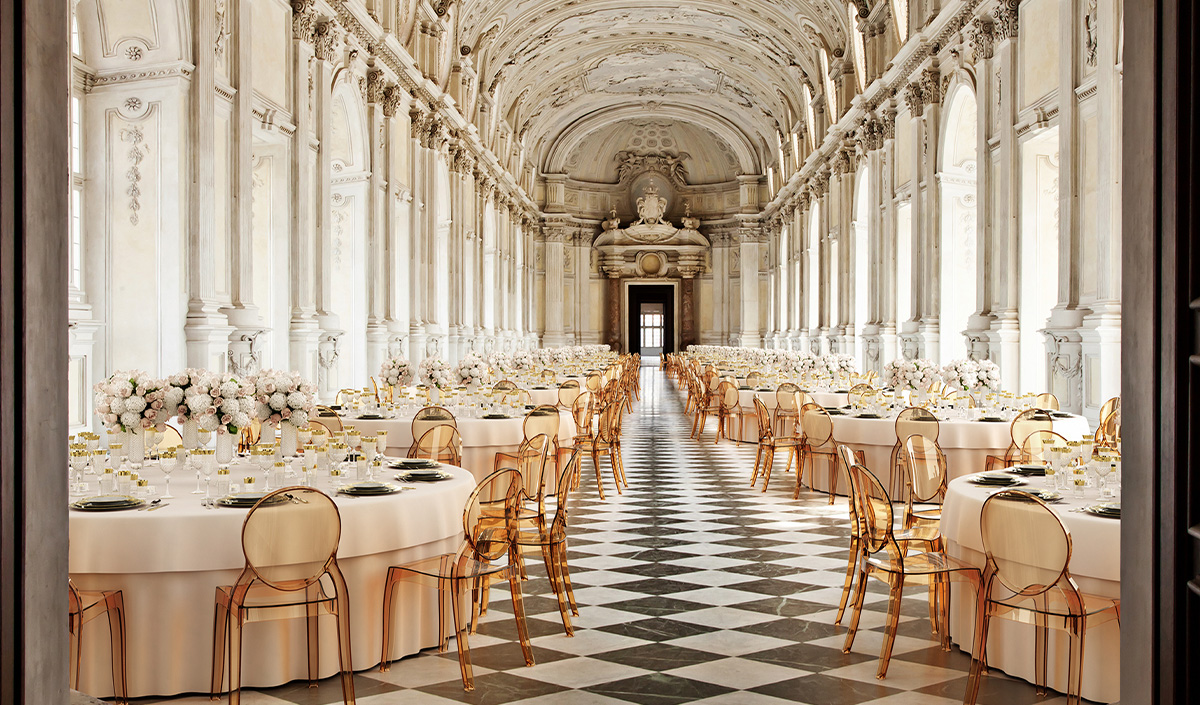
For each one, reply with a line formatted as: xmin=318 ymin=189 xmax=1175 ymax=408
xmin=513 ymin=433 xmax=551 ymax=500
xmin=541 ymin=369 xmax=558 ymax=384
xmin=776 ymin=383 xmax=800 ymax=410
xmin=524 ymin=405 xmax=561 ymax=446
xmin=242 ymin=487 xmax=341 ymax=591
xmin=585 ymin=373 xmax=603 ymax=393
xmin=895 ymin=406 xmax=940 ymax=445
xmin=1098 ymin=397 xmax=1121 ymax=424
xmin=799 ymin=402 xmax=833 ymax=448
xmin=1034 ymin=393 xmax=1061 ymax=411
xmin=1010 ymin=409 xmax=1054 ymax=449
xmin=1020 ymin=430 xmax=1069 ymax=464
xmin=903 ymin=434 xmax=947 ymax=504
xmin=411 ymin=425 xmax=462 ymax=464
xmin=571 ymin=390 xmax=594 ymax=432
xmin=558 ymin=379 xmax=582 ymax=408
xmin=745 ymin=371 xmax=762 ymax=388
xmin=316 ymin=406 xmax=343 ymax=433
xmin=718 ymin=380 xmax=740 ymax=411
xmin=752 ymin=396 xmax=773 ymax=441
xmin=846 ymin=464 xmax=896 ymax=557
xmin=493 ymin=380 xmax=518 ymax=392
xmin=980 ymin=490 xmax=1074 ymax=597
xmin=411 ymin=406 xmax=457 ymax=444
xmin=596 ymin=402 xmax=620 ymax=443
xmin=464 ymin=468 xmax=522 ymax=561
xmin=551 ymin=449 xmax=583 ymax=533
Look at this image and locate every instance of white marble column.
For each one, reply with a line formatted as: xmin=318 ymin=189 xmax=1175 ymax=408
xmin=288 ymin=4 xmax=319 ymax=379
xmin=738 ymin=222 xmax=761 ymax=348
xmin=312 ymin=21 xmax=342 ymax=400
xmin=407 ymin=103 xmax=429 ymax=363
xmin=365 ymin=69 xmax=389 ymax=376
xmin=542 ymin=218 xmax=570 ymax=347
xmin=382 ymin=86 xmax=411 ymax=363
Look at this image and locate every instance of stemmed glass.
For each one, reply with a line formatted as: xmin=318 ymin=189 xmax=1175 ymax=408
xmin=216 ymin=431 xmax=235 ymax=473
xmin=252 ymin=446 xmax=274 ymax=490
xmin=362 ymin=438 xmax=378 ymax=479
xmin=197 ymin=427 xmax=213 ymax=450
xmin=69 ymin=450 xmax=89 ymax=497
xmin=194 ymin=449 xmax=216 ymax=500
xmin=188 ymin=448 xmax=205 ymax=496
xmin=1094 ymin=460 xmax=1113 ymax=499
xmin=159 ymin=449 xmax=177 ymax=499
xmin=329 ymin=442 xmax=348 ymax=480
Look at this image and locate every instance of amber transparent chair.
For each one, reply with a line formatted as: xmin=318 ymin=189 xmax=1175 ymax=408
xmin=890 ymin=407 xmax=940 ymax=500
xmin=380 ymin=469 xmax=533 ymax=691
xmin=691 ymin=374 xmax=723 ymax=439
xmin=1034 ymin=392 xmax=1061 ymax=411
xmin=557 ymin=379 xmax=581 ymax=409
xmin=774 ymin=382 xmax=803 ymax=438
xmin=745 ymin=371 xmax=762 ymax=388
xmin=964 ymin=491 xmax=1121 ymax=705
xmin=317 ymin=405 xmax=344 ymax=433
xmin=1020 ymin=430 xmax=1070 ymax=465
xmin=1096 ymin=408 xmax=1121 ymax=450
xmin=796 ymin=402 xmax=864 ymax=503
xmin=1097 ymin=396 xmax=1120 ymax=426
xmin=155 ymin=424 xmax=184 ymax=453
xmin=70 ymin=580 xmax=128 ymax=704
xmin=576 ymin=402 xmax=625 ymax=500
xmin=714 ymin=379 xmax=746 ymax=444
xmin=833 ymin=445 xmax=863 ymax=625
xmin=985 ymin=409 xmax=1054 ymax=472
xmin=540 ymin=368 xmax=558 ymax=384
xmin=409 ymin=426 xmax=463 ymax=467
xmin=515 ymin=449 xmax=584 ymax=635
xmin=842 ymin=464 xmax=980 ymax=679
xmin=493 ymin=379 xmax=518 ymax=393
xmin=847 ymin=383 xmax=874 ymax=407
xmin=585 ymin=372 xmax=603 ymax=394
xmin=749 ymin=396 xmax=803 ymax=492
xmin=409 ymin=405 xmax=457 ymax=452
xmin=211 ymin=487 xmax=354 ymax=705
xmin=902 ymin=434 xmax=948 ymax=537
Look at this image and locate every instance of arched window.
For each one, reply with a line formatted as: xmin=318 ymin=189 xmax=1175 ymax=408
xmin=892 ymin=0 xmax=909 ymax=43
xmin=848 ymin=3 xmax=866 ymax=91
xmin=802 ymin=83 xmax=816 ymax=150
xmin=938 ymin=86 xmax=979 ymax=363
xmin=820 ymin=49 xmax=837 ymax=118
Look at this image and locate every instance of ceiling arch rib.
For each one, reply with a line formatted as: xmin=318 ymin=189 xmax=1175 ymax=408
xmin=451 ymin=0 xmax=853 ymax=183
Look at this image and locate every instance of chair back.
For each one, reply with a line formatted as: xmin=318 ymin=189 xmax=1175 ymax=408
xmin=752 ymin=396 xmax=773 ymax=442
xmin=571 ymin=390 xmax=594 ymax=434
xmin=847 ymin=383 xmax=874 ymax=406
xmin=846 ymin=464 xmax=900 ymax=559
xmin=799 ymin=402 xmax=834 ymax=449
xmin=776 ymin=383 xmax=801 ymax=412
xmin=493 ymin=380 xmax=518 ymax=392
xmin=903 ymin=434 xmax=948 ymax=504
xmin=464 ymin=469 xmax=523 ymax=561
xmin=1097 ymin=408 xmax=1121 ymax=447
xmin=524 ymin=405 xmax=561 ymax=446
xmin=745 ymin=371 xmax=762 ymax=388
xmin=1010 ymin=408 xmax=1054 ymax=449
xmin=316 ymin=406 xmax=343 ymax=433
xmin=240 ymin=487 xmax=342 ymax=591
xmin=718 ymin=380 xmax=740 ymax=412
xmin=558 ymin=379 xmax=581 ymax=408
xmin=980 ymin=490 xmax=1074 ymax=597
xmin=1098 ymin=396 xmax=1121 ymax=424
xmin=410 ymin=426 xmax=463 ymax=466
xmin=895 ymin=406 xmax=939 ymax=444
xmin=585 ymin=372 xmax=603 ymax=393
xmin=596 ymin=402 xmax=621 ymax=443
xmin=1034 ymin=392 xmax=1061 ymax=411
xmin=1020 ymin=429 xmax=1069 ymax=464
xmin=411 ymin=405 xmax=457 ymax=443
xmin=540 ymin=368 xmax=558 ymax=384
xmin=550 ymin=449 xmax=583 ymax=533
xmin=156 ymin=424 xmax=184 ymax=452
xmin=512 ymin=433 xmax=552 ymax=501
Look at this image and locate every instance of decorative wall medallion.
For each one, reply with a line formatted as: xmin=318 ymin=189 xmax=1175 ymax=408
xmin=125 ymin=46 xmax=143 ymax=61
xmin=124 ymin=97 xmax=143 ymax=112
xmin=119 ymin=125 xmax=146 ymax=226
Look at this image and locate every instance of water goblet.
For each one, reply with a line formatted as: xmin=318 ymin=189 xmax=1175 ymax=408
xmin=272 ymin=461 xmax=286 ymax=489
xmin=159 ymin=449 xmax=177 ymax=499
xmin=197 ymin=427 xmax=213 ymax=449
xmin=375 ymin=431 xmax=388 ymax=455
xmin=252 ymin=446 xmax=275 ymax=490
xmin=329 ymin=442 xmax=349 ymax=478
xmin=69 ymin=450 xmax=89 ymax=496
xmin=216 ymin=431 xmax=235 ymax=472
xmin=298 ymin=425 xmax=313 ymax=448
xmin=1094 ymin=460 xmax=1113 ymax=499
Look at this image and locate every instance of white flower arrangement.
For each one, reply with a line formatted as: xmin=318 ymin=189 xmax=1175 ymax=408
xmin=379 ymin=355 xmax=413 ymax=388
xmin=941 ymin=358 xmax=1001 ymax=393
xmin=786 ymin=351 xmax=819 ymax=376
xmin=190 ymin=375 xmax=256 ymax=435
xmin=163 ymin=368 xmax=215 ymax=423
xmin=418 ymin=356 xmax=454 ymax=390
xmin=93 ymin=370 xmax=168 ymax=432
xmin=819 ymin=353 xmax=858 ymax=377
xmin=884 ymin=358 xmax=942 ymax=391
xmin=510 ymin=350 xmax=535 ymax=372
xmin=488 ymin=351 xmax=514 ymax=375
xmin=531 ymin=348 xmax=555 ymax=368
xmin=250 ymin=369 xmax=315 ymax=428
xmin=454 ymin=352 xmax=490 ymax=386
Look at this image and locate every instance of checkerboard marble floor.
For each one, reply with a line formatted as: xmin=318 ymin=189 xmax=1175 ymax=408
xmin=145 ymin=367 xmax=1090 ymax=705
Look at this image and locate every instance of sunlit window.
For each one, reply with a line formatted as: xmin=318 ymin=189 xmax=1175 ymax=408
xmin=892 ymin=0 xmax=909 ymax=42
xmin=849 ymin=3 xmax=866 ymax=91
xmin=820 ymin=49 xmax=837 ymax=118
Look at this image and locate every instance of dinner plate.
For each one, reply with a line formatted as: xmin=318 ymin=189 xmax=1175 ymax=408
xmin=390 ymin=458 xmax=439 ymax=469
xmin=1050 ymin=412 xmax=1074 ymax=419
xmin=1083 ymin=502 xmax=1121 ymax=518
xmin=396 ymin=470 xmax=453 ymax=482
xmin=339 ymin=481 xmax=401 ymax=496
xmin=70 ymin=495 xmax=145 ymax=512
xmin=979 ymin=417 xmax=1006 ymax=423
xmin=356 ymin=413 xmax=386 ymax=420
xmin=991 ymin=487 xmax=1063 ymax=502
xmin=1010 ymin=464 xmax=1048 ymax=476
xmin=854 ymin=413 xmax=882 ymax=419
xmin=482 ymin=414 xmax=511 ymax=419
xmin=969 ymin=473 xmax=1027 ymax=487
xmin=217 ymin=492 xmax=290 ymax=508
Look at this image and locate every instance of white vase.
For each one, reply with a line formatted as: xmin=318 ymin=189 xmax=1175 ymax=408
xmin=127 ymin=427 xmax=145 ymax=465
xmin=215 ymin=431 xmax=234 ymax=466
xmin=430 ymin=387 xmax=441 ymax=405
xmin=182 ymin=418 xmax=199 ymax=449
xmin=280 ymin=422 xmax=298 ymax=457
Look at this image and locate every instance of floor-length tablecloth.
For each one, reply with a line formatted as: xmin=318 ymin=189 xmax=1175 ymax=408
xmin=69 ymin=463 xmax=476 ymax=698
xmin=941 ymin=475 xmax=1119 ymax=702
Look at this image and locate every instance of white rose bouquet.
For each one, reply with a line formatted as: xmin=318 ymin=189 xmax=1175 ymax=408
xmin=379 ymin=355 xmax=413 ymax=388
xmin=93 ymin=370 xmax=168 ymax=432
xmin=488 ymin=351 xmax=514 ymax=376
xmin=510 ymin=350 xmax=535 ymax=372
xmin=454 ymin=352 xmax=490 ymax=386
xmin=975 ymin=359 xmax=1001 ymax=392
xmin=531 ymin=348 xmax=555 ymax=368
xmin=190 ymin=374 xmax=256 ymax=435
xmin=418 ymin=357 xmax=454 ymax=390
xmin=163 ymin=368 xmax=215 ymax=423
xmin=819 ymin=353 xmax=858 ymax=377
xmin=940 ymin=359 xmax=1002 ymax=393
xmin=884 ymin=358 xmax=942 ymax=391
xmin=251 ymin=369 xmax=315 ymax=428
xmin=787 ymin=351 xmax=819 ymax=376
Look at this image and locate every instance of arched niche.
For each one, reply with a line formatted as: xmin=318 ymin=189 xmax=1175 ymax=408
xmin=938 ymin=83 xmax=979 ymax=363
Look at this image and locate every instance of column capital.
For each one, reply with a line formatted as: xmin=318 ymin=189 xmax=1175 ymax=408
xmin=312 ymin=20 xmax=340 ymax=62
xmin=291 ymin=0 xmax=317 ymax=42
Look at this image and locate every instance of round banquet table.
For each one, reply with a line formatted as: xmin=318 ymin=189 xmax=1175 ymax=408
xmin=941 ymin=475 xmax=1119 ymax=702
xmin=803 ymin=412 xmax=1091 ymax=497
xmin=341 ymin=409 xmax=576 ymax=483
xmin=527 ymin=387 xmax=561 ymax=407
xmin=68 ymin=462 xmax=476 ymax=698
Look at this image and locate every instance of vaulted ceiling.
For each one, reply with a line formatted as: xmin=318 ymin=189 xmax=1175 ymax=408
xmin=453 ymin=0 xmax=855 ymax=184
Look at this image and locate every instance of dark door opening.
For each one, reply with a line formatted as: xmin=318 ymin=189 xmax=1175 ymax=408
xmin=627 ymin=284 xmax=675 ymax=356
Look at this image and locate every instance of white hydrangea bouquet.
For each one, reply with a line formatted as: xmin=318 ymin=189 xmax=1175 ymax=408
xmin=164 ymin=368 xmax=216 ymax=424
xmin=940 ymin=359 xmax=997 ymax=393
xmin=884 ymin=358 xmax=941 ymax=391
xmin=510 ymin=350 xmax=535 ymax=372
xmin=251 ymin=369 xmax=315 ymax=429
xmin=531 ymin=348 xmax=555 ymax=368
xmin=379 ymin=355 xmax=413 ymax=388
xmin=819 ymin=353 xmax=858 ymax=378
xmin=454 ymin=352 xmax=490 ymax=386
xmin=93 ymin=370 xmax=168 ymax=432
xmin=786 ymin=351 xmax=818 ymax=376
xmin=418 ymin=356 xmax=454 ymax=390
xmin=488 ymin=351 xmax=514 ymax=376
xmin=192 ymin=375 xmax=256 ymax=436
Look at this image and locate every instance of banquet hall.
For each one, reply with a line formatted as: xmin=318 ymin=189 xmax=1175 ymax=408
xmin=0 ymin=1 xmax=1195 ymax=704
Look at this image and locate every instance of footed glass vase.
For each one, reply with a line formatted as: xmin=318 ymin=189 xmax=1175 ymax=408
xmin=182 ymin=419 xmax=199 ymax=449
xmin=280 ymin=422 xmax=298 ymax=457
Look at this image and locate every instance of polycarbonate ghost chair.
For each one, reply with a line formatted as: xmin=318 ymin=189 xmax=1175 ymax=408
xmin=1020 ymin=429 xmax=1071 ymax=466
xmin=316 ymin=405 xmax=344 ymax=433
xmin=744 ymin=370 xmax=762 ymax=388
xmin=557 ymin=379 xmax=581 ymax=409
xmin=841 ymin=465 xmax=980 ymax=680
xmin=889 ymin=407 xmax=940 ymax=501
xmin=409 ymin=406 xmax=457 ymax=455
xmin=210 ymin=487 xmax=354 ymax=705
xmin=515 ymin=449 xmax=584 ymax=635
xmin=749 ymin=396 xmax=803 ymax=492
xmin=847 ymin=382 xmax=875 ymax=407
xmin=1034 ymin=392 xmax=1061 ymax=411
xmin=796 ymin=402 xmax=864 ymax=503
xmin=985 ymin=409 xmax=1054 ymax=473
xmin=774 ymin=382 xmax=803 ymax=439
xmin=690 ymin=373 xmax=723 ymax=439
xmin=576 ymin=402 xmax=624 ymax=500
xmin=70 ymin=580 xmax=128 ymax=704
xmin=714 ymin=379 xmax=746 ymax=444
xmin=409 ymin=426 xmax=463 ymax=467
xmin=380 ymin=469 xmax=534 ymax=691
xmin=964 ymin=491 xmax=1121 ymax=705
xmin=493 ymin=379 xmax=518 ymax=393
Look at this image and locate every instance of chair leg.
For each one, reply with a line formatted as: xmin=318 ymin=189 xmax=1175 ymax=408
xmin=591 ymin=449 xmax=605 ymax=501
xmin=211 ymin=597 xmax=229 ymax=698
xmin=793 ymin=448 xmax=810 ymax=500
xmin=827 ymin=454 xmax=838 ymax=505
xmin=842 ymin=564 xmax=870 ymax=653
xmin=607 ymin=449 xmax=623 ymax=495
xmin=107 ymin=593 xmax=128 ymax=705
xmin=227 ymin=609 xmax=244 ymax=705
xmin=327 ymin=567 xmax=356 ymax=704
xmin=964 ymin=606 xmax=993 ymax=705
xmin=542 ymin=544 xmax=573 ymax=636
xmin=306 ymin=584 xmax=320 ymax=686
xmin=1068 ymin=620 xmax=1087 ymax=705
xmin=380 ymin=570 xmax=400 ymax=671
xmin=751 ymin=443 xmax=764 ymax=487
xmin=835 ymin=536 xmax=859 ymax=626
xmin=69 ymin=615 xmax=82 ymax=692
xmin=449 ymin=580 xmax=476 ymax=691
xmin=876 ymin=574 xmax=906 ymax=679
xmin=508 ymin=573 xmax=536 ymax=668
xmin=556 ymin=542 xmax=579 ymax=615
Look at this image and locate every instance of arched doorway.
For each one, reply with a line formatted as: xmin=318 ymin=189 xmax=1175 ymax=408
xmin=938 ymin=85 xmax=979 ymax=363
xmin=1019 ymin=128 xmax=1060 ymax=393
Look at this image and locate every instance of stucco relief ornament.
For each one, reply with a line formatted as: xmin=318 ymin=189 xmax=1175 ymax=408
xmin=635 ymin=185 xmax=668 ymax=226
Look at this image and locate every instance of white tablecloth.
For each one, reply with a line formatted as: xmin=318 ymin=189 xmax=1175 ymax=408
xmin=342 ymin=410 xmax=576 ymax=483
xmin=941 ymin=476 xmax=1119 ymax=702
xmin=805 ymin=413 xmax=1091 ymax=496
xmin=721 ymin=390 xmax=848 ymax=442
xmin=69 ymin=462 xmax=476 ymax=698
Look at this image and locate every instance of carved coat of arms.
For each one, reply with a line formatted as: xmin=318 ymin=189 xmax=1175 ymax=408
xmin=635 ymin=185 xmax=668 ymax=225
